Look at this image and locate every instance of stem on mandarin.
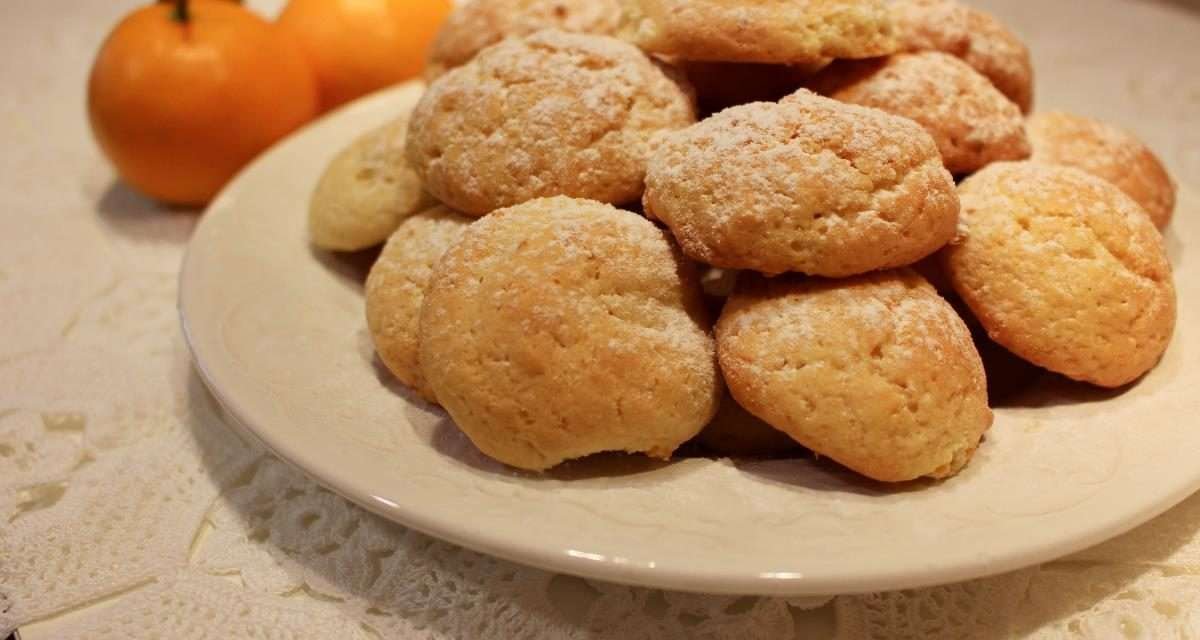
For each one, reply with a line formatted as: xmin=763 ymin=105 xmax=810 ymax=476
xmin=172 ymin=0 xmax=190 ymax=24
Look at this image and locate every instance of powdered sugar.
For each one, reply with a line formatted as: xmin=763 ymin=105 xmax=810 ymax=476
xmin=428 ymin=0 xmax=623 ymax=76
xmin=645 ymin=89 xmax=958 ymax=276
xmin=408 ymin=29 xmax=695 ymax=215
xmin=807 ymin=51 xmax=1029 ymax=173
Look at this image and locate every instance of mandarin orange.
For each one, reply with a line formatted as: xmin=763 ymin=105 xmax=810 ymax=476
xmin=88 ymin=1 xmax=319 ymax=205
xmin=277 ymin=0 xmax=452 ymax=112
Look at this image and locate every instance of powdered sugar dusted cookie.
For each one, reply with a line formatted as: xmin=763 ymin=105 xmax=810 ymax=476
xmin=962 ymin=7 xmax=1034 ymax=114
xmin=425 ymin=0 xmax=622 ymax=79
xmin=890 ymin=0 xmax=970 ymax=55
xmin=644 ymin=89 xmax=958 ymax=277
xmin=808 ymin=51 xmax=1029 ymax=174
xmin=309 ymin=115 xmax=435 ymax=251
xmin=944 ymin=162 xmax=1176 ymax=387
xmin=407 ymin=30 xmax=695 ymax=216
xmin=618 ymin=0 xmax=896 ymax=64
xmin=717 ymin=270 xmax=992 ymax=482
xmin=1028 ymin=111 xmax=1176 ymax=229
xmin=365 ymin=205 xmax=472 ymax=403
xmin=890 ymin=0 xmax=1033 ymax=113
xmin=419 ymin=197 xmax=720 ymax=470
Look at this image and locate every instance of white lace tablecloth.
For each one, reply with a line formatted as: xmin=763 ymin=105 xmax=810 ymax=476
xmin=4 ymin=1 xmax=1200 ymax=638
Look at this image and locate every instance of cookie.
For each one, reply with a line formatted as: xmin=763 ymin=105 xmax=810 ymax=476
xmin=425 ymin=0 xmax=622 ymax=79
xmin=890 ymin=0 xmax=970 ymax=56
xmin=617 ymin=0 xmax=896 ymax=64
xmin=644 ymin=89 xmax=958 ymax=277
xmin=309 ymin=115 xmax=435 ymax=251
xmin=365 ymin=205 xmax=472 ymax=403
xmin=419 ymin=197 xmax=720 ymax=471
xmin=943 ymin=162 xmax=1176 ymax=387
xmin=808 ymin=51 xmax=1030 ymax=175
xmin=961 ymin=8 xmax=1034 ymax=114
xmin=407 ymin=30 xmax=695 ymax=216
xmin=697 ymin=391 xmax=801 ymax=457
xmin=890 ymin=0 xmax=1034 ymax=113
xmin=717 ymin=270 xmax=992 ymax=482
xmin=1028 ymin=111 xmax=1176 ymax=229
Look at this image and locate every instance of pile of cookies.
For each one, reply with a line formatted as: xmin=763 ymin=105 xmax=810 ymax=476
xmin=309 ymin=0 xmax=1179 ymax=483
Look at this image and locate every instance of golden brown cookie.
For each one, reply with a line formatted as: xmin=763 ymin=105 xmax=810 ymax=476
xmin=618 ymin=0 xmax=897 ymax=64
xmin=943 ymin=162 xmax=1176 ymax=388
xmin=1028 ymin=111 xmax=1176 ymax=229
xmin=643 ymin=89 xmax=959 ymax=277
xmin=962 ymin=8 xmax=1034 ymax=114
xmin=808 ymin=51 xmax=1030 ymax=175
xmin=419 ymin=197 xmax=720 ymax=471
xmin=407 ymin=30 xmax=695 ymax=216
xmin=889 ymin=1 xmax=1034 ymax=113
xmin=697 ymin=391 xmax=802 ymax=457
xmin=365 ymin=205 xmax=472 ymax=403
xmin=425 ymin=0 xmax=622 ymax=79
xmin=717 ymin=270 xmax=992 ymax=482
xmin=309 ymin=116 xmax=435 ymax=251
xmin=890 ymin=0 xmax=970 ymax=55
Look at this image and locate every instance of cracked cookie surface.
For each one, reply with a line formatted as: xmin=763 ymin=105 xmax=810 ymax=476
xmin=716 ymin=269 xmax=991 ymax=482
xmin=425 ymin=0 xmax=622 ymax=79
xmin=419 ymin=197 xmax=720 ymax=470
xmin=617 ymin=0 xmax=896 ymax=64
xmin=890 ymin=0 xmax=1033 ymax=112
xmin=407 ymin=29 xmax=695 ymax=216
xmin=943 ymin=162 xmax=1176 ymax=387
xmin=644 ymin=89 xmax=958 ymax=277
xmin=1028 ymin=111 xmax=1176 ymax=229
xmin=808 ymin=51 xmax=1029 ymax=175
xmin=365 ymin=205 xmax=473 ymax=403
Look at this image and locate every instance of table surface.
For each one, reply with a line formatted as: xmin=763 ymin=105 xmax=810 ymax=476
xmin=3 ymin=1 xmax=1200 ymax=639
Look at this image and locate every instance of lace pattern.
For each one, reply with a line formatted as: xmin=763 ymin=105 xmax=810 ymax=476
xmin=5 ymin=0 xmax=1200 ymax=638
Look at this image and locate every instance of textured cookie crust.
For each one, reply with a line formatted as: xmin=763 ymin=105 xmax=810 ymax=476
xmin=717 ymin=270 xmax=992 ymax=482
xmin=1028 ymin=111 xmax=1176 ymax=229
xmin=962 ymin=8 xmax=1034 ymax=114
xmin=309 ymin=116 xmax=435 ymax=251
xmin=943 ymin=162 xmax=1177 ymax=388
xmin=419 ymin=197 xmax=720 ymax=471
xmin=644 ymin=89 xmax=959 ymax=277
xmin=697 ymin=391 xmax=802 ymax=457
xmin=407 ymin=30 xmax=695 ymax=216
xmin=425 ymin=0 xmax=622 ymax=79
xmin=890 ymin=0 xmax=971 ymax=55
xmin=365 ymin=206 xmax=472 ymax=403
xmin=889 ymin=0 xmax=1034 ymax=113
xmin=809 ymin=51 xmax=1030 ymax=175
xmin=617 ymin=0 xmax=896 ymax=64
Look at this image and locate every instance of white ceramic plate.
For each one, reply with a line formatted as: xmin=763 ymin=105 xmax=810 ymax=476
xmin=181 ymin=0 xmax=1200 ymax=596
